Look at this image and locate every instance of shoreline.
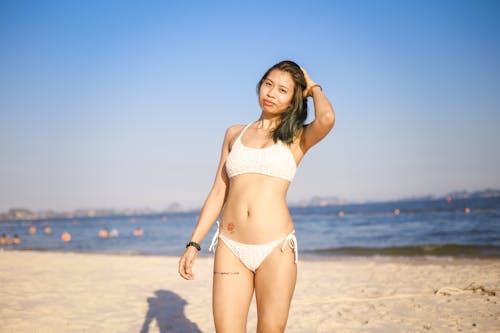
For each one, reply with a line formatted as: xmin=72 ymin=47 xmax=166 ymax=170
xmin=1 ymin=251 xmax=499 ymax=332
xmin=2 ymin=246 xmax=500 ymax=260
xmin=1 ymin=246 xmax=498 ymax=257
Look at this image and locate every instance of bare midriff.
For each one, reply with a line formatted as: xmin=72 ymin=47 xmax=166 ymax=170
xmin=220 ymin=173 xmax=294 ymax=244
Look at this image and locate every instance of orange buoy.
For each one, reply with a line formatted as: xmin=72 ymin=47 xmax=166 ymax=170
xmin=61 ymin=231 xmax=72 ymax=242
xmin=133 ymin=227 xmax=144 ymax=237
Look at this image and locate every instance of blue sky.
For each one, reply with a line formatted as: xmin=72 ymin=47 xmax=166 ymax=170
xmin=1 ymin=0 xmax=499 ymax=212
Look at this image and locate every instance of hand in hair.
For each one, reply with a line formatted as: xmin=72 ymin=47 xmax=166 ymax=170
xmin=301 ymin=67 xmax=319 ymax=97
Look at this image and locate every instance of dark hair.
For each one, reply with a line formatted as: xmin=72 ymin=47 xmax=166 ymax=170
xmin=257 ymin=60 xmax=308 ymax=144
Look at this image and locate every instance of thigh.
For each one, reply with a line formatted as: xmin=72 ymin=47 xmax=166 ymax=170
xmin=254 ymin=242 xmax=297 ymax=333
xmin=212 ymin=240 xmax=254 ymax=333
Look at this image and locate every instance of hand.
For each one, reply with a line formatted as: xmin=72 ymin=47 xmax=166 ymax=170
xmin=178 ymin=246 xmax=199 ymax=280
xmin=301 ymin=67 xmax=318 ymax=98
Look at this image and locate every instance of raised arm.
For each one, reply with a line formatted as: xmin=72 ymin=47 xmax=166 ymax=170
xmin=178 ymin=126 xmax=237 ymax=280
xmin=299 ymin=68 xmax=335 ymax=153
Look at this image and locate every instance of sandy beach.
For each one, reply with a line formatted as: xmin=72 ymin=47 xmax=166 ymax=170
xmin=0 ymin=251 xmax=498 ymax=333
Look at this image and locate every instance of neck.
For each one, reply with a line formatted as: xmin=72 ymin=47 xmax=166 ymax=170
xmin=256 ymin=113 xmax=281 ymax=130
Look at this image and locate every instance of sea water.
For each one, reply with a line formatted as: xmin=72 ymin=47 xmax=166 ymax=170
xmin=1 ymin=197 xmax=499 ymax=257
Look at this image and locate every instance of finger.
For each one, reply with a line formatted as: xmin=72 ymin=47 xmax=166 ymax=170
xmin=178 ymin=256 xmax=186 ymax=272
xmin=186 ymin=259 xmax=193 ymax=275
xmin=301 ymin=67 xmax=311 ymax=80
xmin=183 ymin=264 xmax=194 ymax=280
xmin=179 ymin=264 xmax=192 ymax=280
xmin=180 ymin=269 xmax=192 ymax=280
xmin=178 ymin=264 xmax=187 ymax=279
xmin=303 ymin=87 xmax=311 ymax=98
xmin=178 ymin=257 xmax=191 ymax=279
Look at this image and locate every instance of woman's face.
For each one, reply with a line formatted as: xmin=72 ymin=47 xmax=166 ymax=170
xmin=259 ymin=69 xmax=295 ymax=115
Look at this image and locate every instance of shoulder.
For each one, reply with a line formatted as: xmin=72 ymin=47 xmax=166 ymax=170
xmin=218 ymin=124 xmax=246 ymax=150
xmin=224 ymin=124 xmax=246 ymax=142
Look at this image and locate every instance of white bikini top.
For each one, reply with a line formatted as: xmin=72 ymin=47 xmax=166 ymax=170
xmin=225 ymin=123 xmax=297 ymax=182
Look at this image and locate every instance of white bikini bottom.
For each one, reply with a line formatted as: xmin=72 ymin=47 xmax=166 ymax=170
xmin=209 ymin=221 xmax=298 ymax=272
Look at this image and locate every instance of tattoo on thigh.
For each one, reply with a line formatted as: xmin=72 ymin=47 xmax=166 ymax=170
xmin=214 ymin=271 xmax=240 ymax=275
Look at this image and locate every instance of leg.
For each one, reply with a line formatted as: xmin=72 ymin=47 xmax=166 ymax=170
xmin=213 ymin=239 xmax=254 ymax=333
xmin=254 ymin=241 xmax=297 ymax=333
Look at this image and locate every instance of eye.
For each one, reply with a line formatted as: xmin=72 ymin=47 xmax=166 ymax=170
xmin=280 ymin=88 xmax=287 ymax=94
xmin=265 ymin=81 xmax=272 ymax=86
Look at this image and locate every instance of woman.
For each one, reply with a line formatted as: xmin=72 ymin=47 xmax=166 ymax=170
xmin=178 ymin=60 xmax=335 ymax=332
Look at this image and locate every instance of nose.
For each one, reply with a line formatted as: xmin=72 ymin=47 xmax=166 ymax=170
xmin=266 ymin=86 xmax=277 ymax=98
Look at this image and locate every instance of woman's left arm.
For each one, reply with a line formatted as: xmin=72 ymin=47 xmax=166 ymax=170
xmin=299 ymin=68 xmax=336 ymax=153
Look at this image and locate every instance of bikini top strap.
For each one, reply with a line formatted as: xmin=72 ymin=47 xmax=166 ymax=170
xmin=235 ymin=123 xmax=252 ymax=143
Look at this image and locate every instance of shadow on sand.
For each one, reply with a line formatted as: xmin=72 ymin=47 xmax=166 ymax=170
xmin=140 ymin=289 xmax=202 ymax=333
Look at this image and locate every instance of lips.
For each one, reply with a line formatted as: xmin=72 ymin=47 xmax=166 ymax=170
xmin=263 ymin=99 xmax=274 ymax=106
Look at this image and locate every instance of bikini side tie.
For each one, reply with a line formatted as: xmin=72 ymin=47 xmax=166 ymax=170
xmin=281 ymin=231 xmax=298 ymax=263
xmin=208 ymin=221 xmax=220 ymax=253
